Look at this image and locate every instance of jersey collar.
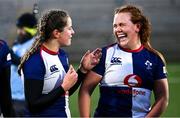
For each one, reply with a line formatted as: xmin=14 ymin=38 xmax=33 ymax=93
xmin=118 ymin=44 xmax=144 ymax=53
xmin=41 ymin=45 xmax=59 ymax=55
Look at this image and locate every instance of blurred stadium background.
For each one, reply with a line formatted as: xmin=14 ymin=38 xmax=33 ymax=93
xmin=0 ymin=0 xmax=179 ymax=117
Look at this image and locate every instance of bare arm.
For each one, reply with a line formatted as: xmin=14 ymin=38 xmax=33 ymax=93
xmin=69 ymin=48 xmax=101 ymax=95
xmin=146 ymin=78 xmax=169 ymax=117
xmin=78 ymin=71 xmax=102 ymax=117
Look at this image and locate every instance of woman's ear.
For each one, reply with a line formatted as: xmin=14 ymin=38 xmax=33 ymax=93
xmin=135 ymin=23 xmax=141 ymax=33
xmin=52 ymin=29 xmax=61 ymax=38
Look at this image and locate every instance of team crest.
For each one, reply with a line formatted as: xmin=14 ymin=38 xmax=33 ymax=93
xmin=145 ymin=60 xmax=152 ymax=70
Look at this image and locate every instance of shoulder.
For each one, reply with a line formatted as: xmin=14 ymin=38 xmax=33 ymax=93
xmin=0 ymin=40 xmax=10 ymax=57
xmin=143 ymin=48 xmax=161 ymax=59
xmin=58 ymin=48 xmax=69 ymax=61
xmin=0 ymin=40 xmax=11 ymax=66
xmin=92 ymin=43 xmax=117 ymax=70
xmin=100 ymin=43 xmax=118 ymax=57
xmin=23 ymin=49 xmax=45 ymax=79
xmin=91 ymin=44 xmax=116 ymax=76
xmin=0 ymin=40 xmax=9 ymax=51
xmin=24 ymin=38 xmax=35 ymax=45
xmin=142 ymin=48 xmax=165 ymax=66
xmin=24 ymin=49 xmax=43 ymax=67
xmin=102 ymin=43 xmax=117 ymax=50
xmin=20 ymin=38 xmax=35 ymax=49
xmin=59 ymin=49 xmax=68 ymax=57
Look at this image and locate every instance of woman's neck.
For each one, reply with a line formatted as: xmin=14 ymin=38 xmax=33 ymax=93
xmin=43 ymin=39 xmax=60 ymax=52
xmin=128 ymin=41 xmax=142 ymax=50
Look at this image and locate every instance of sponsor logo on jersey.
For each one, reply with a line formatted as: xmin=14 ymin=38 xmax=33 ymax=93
xmin=124 ymin=74 xmax=142 ymax=87
xmin=123 ymin=74 xmax=146 ymax=96
xmin=117 ymin=89 xmax=146 ymax=96
xmin=111 ymin=57 xmax=122 ymax=65
xmin=145 ymin=60 xmax=152 ymax=70
xmin=50 ymin=65 xmax=59 ymax=74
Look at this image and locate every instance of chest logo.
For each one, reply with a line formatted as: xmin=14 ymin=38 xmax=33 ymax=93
xmin=145 ymin=60 xmax=152 ymax=70
xmin=111 ymin=57 xmax=122 ymax=65
xmin=50 ymin=65 xmax=58 ymax=73
xmin=124 ymin=74 xmax=142 ymax=87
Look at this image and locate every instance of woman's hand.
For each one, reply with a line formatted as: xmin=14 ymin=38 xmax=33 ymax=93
xmin=61 ymin=65 xmax=78 ymax=91
xmin=79 ymin=48 xmax=102 ymax=73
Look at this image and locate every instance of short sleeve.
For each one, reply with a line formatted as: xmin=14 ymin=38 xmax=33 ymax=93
xmin=23 ymin=52 xmax=45 ymax=80
xmin=0 ymin=40 xmax=11 ymax=68
xmin=154 ymin=56 xmax=167 ymax=80
xmin=92 ymin=47 xmax=106 ymax=76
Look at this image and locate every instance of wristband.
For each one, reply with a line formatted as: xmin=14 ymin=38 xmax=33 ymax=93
xmin=77 ymin=69 xmax=86 ymax=80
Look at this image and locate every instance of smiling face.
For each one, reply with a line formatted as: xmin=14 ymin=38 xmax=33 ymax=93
xmin=58 ymin=17 xmax=75 ymax=47
xmin=113 ymin=12 xmax=141 ymax=50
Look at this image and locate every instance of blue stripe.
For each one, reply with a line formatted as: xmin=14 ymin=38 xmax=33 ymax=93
xmin=132 ymin=49 xmax=155 ymax=90
xmin=92 ymin=47 xmax=107 ymax=76
xmin=23 ymin=50 xmax=45 ymax=80
xmin=58 ymin=49 xmax=69 ymax=73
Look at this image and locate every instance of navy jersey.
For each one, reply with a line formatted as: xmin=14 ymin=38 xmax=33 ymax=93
xmin=22 ymin=45 xmax=70 ymax=117
xmin=0 ymin=40 xmax=11 ymax=72
xmin=92 ymin=43 xmax=167 ymax=117
xmin=0 ymin=40 xmax=15 ymax=116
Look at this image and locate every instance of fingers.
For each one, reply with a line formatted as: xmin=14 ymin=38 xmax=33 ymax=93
xmin=62 ymin=65 xmax=78 ymax=91
xmin=83 ymin=48 xmax=101 ymax=59
xmin=83 ymin=50 xmax=91 ymax=58
xmin=93 ymin=48 xmax=102 ymax=55
xmin=68 ymin=65 xmax=77 ymax=78
xmin=92 ymin=48 xmax=102 ymax=58
xmin=91 ymin=58 xmax=100 ymax=65
xmin=68 ymin=65 xmax=73 ymax=73
xmin=92 ymin=48 xmax=102 ymax=62
xmin=79 ymin=48 xmax=102 ymax=72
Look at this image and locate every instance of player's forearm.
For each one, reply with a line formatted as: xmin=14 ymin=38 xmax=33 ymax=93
xmin=25 ymin=79 xmax=65 ymax=113
xmin=146 ymin=97 xmax=168 ymax=117
xmin=69 ymin=69 xmax=86 ymax=96
xmin=79 ymin=91 xmax=91 ymax=117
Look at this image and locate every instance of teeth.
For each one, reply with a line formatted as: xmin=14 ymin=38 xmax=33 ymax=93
xmin=117 ymin=34 xmax=126 ymax=38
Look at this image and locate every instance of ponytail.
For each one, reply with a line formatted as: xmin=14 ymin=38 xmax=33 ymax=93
xmin=18 ymin=36 xmax=43 ymax=75
xmin=143 ymin=42 xmax=166 ymax=66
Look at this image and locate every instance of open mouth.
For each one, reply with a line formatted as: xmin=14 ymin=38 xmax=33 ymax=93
xmin=118 ymin=34 xmax=127 ymax=38
xmin=117 ymin=33 xmax=127 ymax=40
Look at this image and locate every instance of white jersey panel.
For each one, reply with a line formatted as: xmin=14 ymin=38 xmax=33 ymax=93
xmin=41 ymin=50 xmax=66 ymax=94
xmin=132 ymin=87 xmax=151 ymax=118
xmin=101 ymin=44 xmax=133 ymax=87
